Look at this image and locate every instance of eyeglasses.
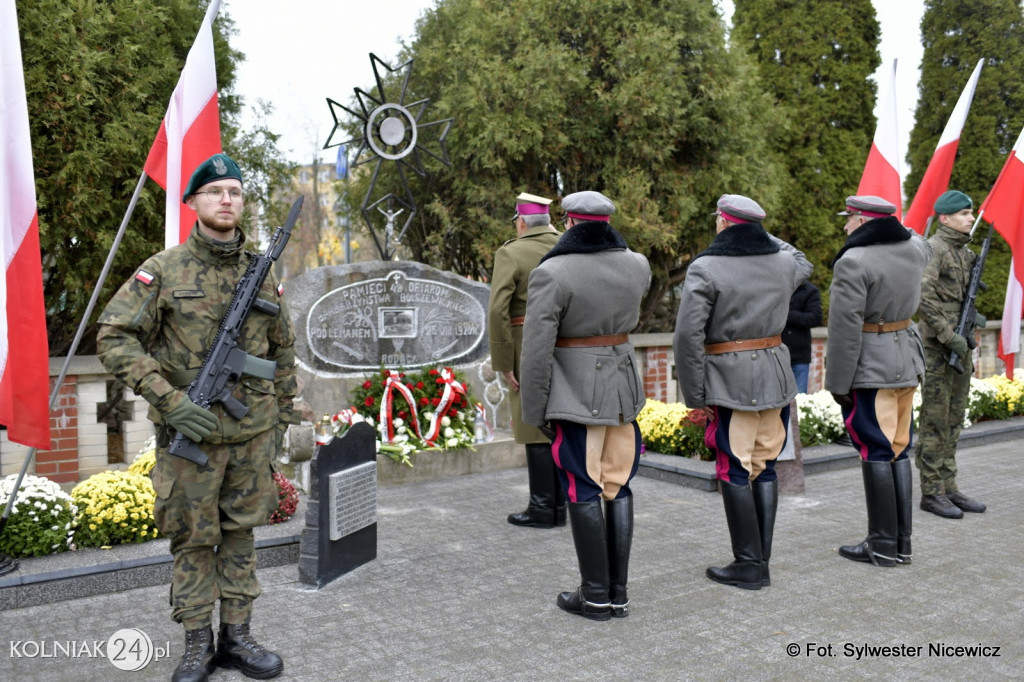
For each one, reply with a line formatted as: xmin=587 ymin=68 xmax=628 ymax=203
xmin=561 ymin=214 xmax=570 ymax=226
xmin=195 ymin=188 xmax=244 ymax=202
xmin=510 ymin=213 xmax=520 ymax=224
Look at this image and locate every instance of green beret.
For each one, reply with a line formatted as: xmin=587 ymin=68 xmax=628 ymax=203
xmin=182 ymin=153 xmax=243 ymax=202
xmin=933 ymin=190 xmax=972 ymax=215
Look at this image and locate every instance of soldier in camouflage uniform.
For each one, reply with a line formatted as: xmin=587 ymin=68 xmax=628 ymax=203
xmin=487 ymin=192 xmax=564 ymax=528
xmin=916 ymin=190 xmax=987 ymax=519
xmin=97 ymin=154 xmax=298 ymax=682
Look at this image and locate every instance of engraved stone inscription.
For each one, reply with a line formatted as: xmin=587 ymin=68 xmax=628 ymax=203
xmin=328 ymin=461 xmax=378 ymax=541
xmin=305 ymin=268 xmax=486 ymax=371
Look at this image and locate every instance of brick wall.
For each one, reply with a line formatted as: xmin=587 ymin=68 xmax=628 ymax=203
xmin=0 ymin=356 xmax=154 ymax=483
xmin=633 ymin=322 xmax=1021 ymax=404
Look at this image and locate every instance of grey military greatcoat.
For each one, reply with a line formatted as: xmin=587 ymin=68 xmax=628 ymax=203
xmin=825 ymin=216 xmax=933 ymax=395
xmin=674 ymin=223 xmax=812 ymax=411
xmin=520 ymin=221 xmax=651 ymax=427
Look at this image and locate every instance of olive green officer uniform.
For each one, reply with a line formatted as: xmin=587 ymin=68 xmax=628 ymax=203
xmin=488 ymin=224 xmax=561 ymax=443
xmin=97 ymin=225 xmax=299 ymax=629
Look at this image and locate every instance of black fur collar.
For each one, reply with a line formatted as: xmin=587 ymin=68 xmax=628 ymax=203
xmin=831 ymin=216 xmax=910 ymax=267
xmin=540 ymin=220 xmax=628 ymax=264
xmin=693 ymin=222 xmax=779 ymax=260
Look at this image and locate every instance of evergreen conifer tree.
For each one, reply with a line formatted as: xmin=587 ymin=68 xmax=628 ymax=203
xmin=906 ymin=0 xmax=1024 ymax=318
xmin=731 ymin=0 xmax=882 ymax=304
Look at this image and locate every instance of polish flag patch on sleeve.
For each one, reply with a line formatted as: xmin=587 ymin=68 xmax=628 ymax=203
xmin=135 ymin=269 xmax=155 ymax=285
xmin=277 ymin=283 xmax=285 ymax=297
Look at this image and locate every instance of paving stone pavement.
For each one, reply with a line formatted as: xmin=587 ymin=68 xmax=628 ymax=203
xmin=1 ymin=439 xmax=1021 ymax=681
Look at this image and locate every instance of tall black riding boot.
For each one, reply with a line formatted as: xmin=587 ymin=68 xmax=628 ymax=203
xmin=172 ymin=626 xmax=214 ymax=682
xmin=553 ymin=462 xmax=567 ymax=527
xmin=215 ymin=622 xmax=284 ymax=679
xmin=556 ymin=500 xmax=611 ymax=621
xmin=605 ymin=496 xmax=634 ymax=617
xmin=892 ymin=457 xmax=913 ymax=565
xmin=706 ymin=481 xmax=763 ymax=590
xmin=508 ymin=444 xmax=559 ymax=528
xmin=752 ymin=478 xmax=778 ymax=587
xmin=838 ymin=460 xmax=898 ymax=567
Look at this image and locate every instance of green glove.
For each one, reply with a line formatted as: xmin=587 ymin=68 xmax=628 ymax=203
xmin=945 ymin=334 xmax=970 ymax=358
xmin=163 ymin=394 xmax=219 ymax=442
xmin=975 ymin=312 xmax=988 ymax=329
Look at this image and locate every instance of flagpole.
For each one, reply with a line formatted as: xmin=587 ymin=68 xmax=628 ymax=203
xmin=0 ymin=171 xmax=149 ymax=577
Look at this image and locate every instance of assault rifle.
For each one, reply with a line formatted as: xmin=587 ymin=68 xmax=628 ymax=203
xmin=168 ymin=196 xmax=304 ymax=465
xmin=949 ymin=222 xmax=993 ymax=375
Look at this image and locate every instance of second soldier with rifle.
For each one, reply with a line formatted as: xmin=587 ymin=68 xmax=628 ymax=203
xmin=98 ymin=153 xmax=299 ymax=682
xmin=916 ymin=190 xmax=989 ymax=519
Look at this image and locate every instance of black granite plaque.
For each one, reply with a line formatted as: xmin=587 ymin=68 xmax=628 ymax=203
xmin=298 ymin=422 xmax=377 ymax=588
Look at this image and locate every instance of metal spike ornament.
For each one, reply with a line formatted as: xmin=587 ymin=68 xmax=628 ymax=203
xmin=324 ymin=53 xmax=453 ymax=260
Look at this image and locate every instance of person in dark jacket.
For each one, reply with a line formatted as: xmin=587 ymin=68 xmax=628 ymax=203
xmin=783 ymin=281 xmax=822 ymax=393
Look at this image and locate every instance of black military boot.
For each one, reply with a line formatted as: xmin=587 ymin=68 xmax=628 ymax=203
xmin=215 ymin=623 xmax=283 ymax=679
xmin=556 ymin=500 xmax=611 ymax=621
xmin=947 ymin=490 xmax=986 ymax=513
xmin=920 ymin=493 xmax=963 ymax=519
xmin=839 ymin=461 xmax=898 ymax=567
xmin=508 ymin=444 xmax=560 ymax=527
xmin=752 ymin=478 xmax=778 ymax=586
xmin=172 ymin=626 xmax=214 ymax=682
xmin=891 ymin=458 xmax=913 ymax=565
xmin=605 ymin=495 xmax=633 ymax=617
xmin=706 ymin=481 xmax=763 ymax=590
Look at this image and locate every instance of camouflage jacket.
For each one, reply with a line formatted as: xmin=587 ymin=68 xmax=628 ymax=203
xmin=97 ymin=226 xmax=299 ymax=444
xmin=917 ymin=224 xmax=976 ymax=346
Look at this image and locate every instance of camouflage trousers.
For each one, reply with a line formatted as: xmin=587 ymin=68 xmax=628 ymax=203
xmin=151 ymin=429 xmax=276 ymax=629
xmin=915 ymin=340 xmax=971 ymax=496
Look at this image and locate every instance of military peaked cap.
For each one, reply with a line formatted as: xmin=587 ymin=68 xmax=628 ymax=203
xmin=713 ymin=194 xmax=766 ymax=224
xmin=515 ymin=192 xmax=552 ymax=215
xmin=562 ymin=191 xmax=615 ymax=222
xmin=837 ymin=195 xmax=897 ymax=218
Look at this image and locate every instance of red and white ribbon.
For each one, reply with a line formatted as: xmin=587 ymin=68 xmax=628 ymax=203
xmin=424 ymin=369 xmax=467 ymax=444
xmin=379 ymin=371 xmax=425 ymax=443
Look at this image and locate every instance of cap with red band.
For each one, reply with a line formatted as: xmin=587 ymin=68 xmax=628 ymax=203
xmin=515 ymin=192 xmax=552 ymax=216
xmin=712 ymin=194 xmax=766 ymax=224
xmin=837 ymin=195 xmax=897 ymax=218
xmin=561 ymin=190 xmax=615 ymax=222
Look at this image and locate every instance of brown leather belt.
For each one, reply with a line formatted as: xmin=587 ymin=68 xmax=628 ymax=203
xmin=704 ymin=335 xmax=782 ymax=355
xmin=862 ymin=319 xmax=911 ymax=333
xmin=555 ymin=333 xmax=629 ymax=348
xmin=510 ymin=315 xmax=526 ymax=327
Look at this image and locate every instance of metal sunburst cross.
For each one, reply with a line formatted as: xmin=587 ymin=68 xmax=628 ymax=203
xmin=324 ymin=53 xmax=453 ymax=260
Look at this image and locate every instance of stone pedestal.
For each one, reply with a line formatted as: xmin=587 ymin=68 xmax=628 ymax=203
xmin=298 ymin=422 xmax=377 ymax=588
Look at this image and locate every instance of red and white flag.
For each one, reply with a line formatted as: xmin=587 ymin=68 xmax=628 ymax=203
xmin=143 ymin=0 xmax=222 ymax=249
xmin=856 ymin=60 xmax=902 ymax=218
xmin=998 ymin=260 xmax=1022 ymax=380
xmin=904 ymin=59 xmax=985 ymax=234
xmin=0 ymin=0 xmax=52 ymax=450
xmin=979 ymin=124 xmax=1024 ymax=378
